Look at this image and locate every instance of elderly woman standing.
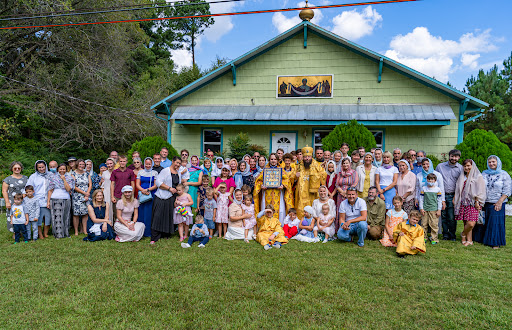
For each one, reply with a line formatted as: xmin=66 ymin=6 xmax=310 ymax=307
xmin=114 ymin=185 xmax=145 ymax=242
xmin=26 ymin=160 xmax=52 ymax=239
xmin=396 ymin=160 xmax=417 ymax=214
xmin=72 ymin=159 xmax=92 ymax=235
xmin=474 ymin=155 xmax=511 ymax=249
xmin=47 ymin=163 xmax=75 ymax=238
xmin=336 ymin=158 xmax=359 ymax=214
xmin=356 ymin=153 xmax=377 ymax=199
xmin=2 ymin=161 xmax=28 ymax=235
xmin=454 ymin=159 xmax=486 ymax=246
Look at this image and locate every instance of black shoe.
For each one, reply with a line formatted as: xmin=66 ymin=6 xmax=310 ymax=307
xmin=396 ymin=253 xmax=405 ymax=259
xmin=450 ymin=238 xmax=456 ymax=241
xmin=442 ymin=237 xmax=450 ymax=240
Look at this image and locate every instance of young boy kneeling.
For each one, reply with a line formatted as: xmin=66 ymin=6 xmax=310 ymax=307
xmin=256 ymin=205 xmax=288 ymax=250
xmin=393 ymin=210 xmax=426 ymax=258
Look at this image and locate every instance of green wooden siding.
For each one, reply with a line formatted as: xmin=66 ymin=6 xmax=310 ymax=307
xmin=170 ymin=32 xmax=459 ymax=157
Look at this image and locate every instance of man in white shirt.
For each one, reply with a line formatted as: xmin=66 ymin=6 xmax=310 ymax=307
xmin=337 ymin=188 xmax=368 ymax=247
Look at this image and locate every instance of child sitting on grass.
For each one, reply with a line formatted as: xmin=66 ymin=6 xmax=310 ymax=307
xmin=317 ymin=203 xmax=335 ymax=243
xmin=255 ymin=205 xmax=288 ymax=250
xmin=241 ymin=195 xmax=256 ymax=243
xmin=10 ymin=193 xmax=29 ymax=244
xmin=294 ymin=206 xmax=319 ymax=243
xmin=393 ymin=210 xmax=426 ymax=258
xmin=181 ymin=215 xmax=209 ymax=248
xmin=282 ymin=208 xmax=300 ymax=239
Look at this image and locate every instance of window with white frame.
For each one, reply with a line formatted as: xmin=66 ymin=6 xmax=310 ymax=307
xmin=313 ymin=130 xmax=331 ymax=150
xmin=203 ymin=129 xmax=222 ymax=155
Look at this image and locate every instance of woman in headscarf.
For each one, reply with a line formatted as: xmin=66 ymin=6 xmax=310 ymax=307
xmin=396 ymin=159 xmax=416 ymax=214
xmin=356 ymin=152 xmax=377 ymax=198
xmin=242 ymin=154 xmax=252 ymax=165
xmin=200 ymin=157 xmax=213 ymax=178
xmin=333 ymin=150 xmax=343 ymax=174
xmin=325 ymin=160 xmax=338 ymax=200
xmin=253 ymin=156 xmax=268 ymax=180
xmin=47 ymin=163 xmax=75 ymax=238
xmin=213 ymin=164 xmax=236 ymax=198
xmin=101 ymin=158 xmax=115 ymax=222
xmin=454 ymin=159 xmax=486 ymax=246
xmin=225 ymin=189 xmax=253 ymax=240
xmin=136 ymin=157 xmax=159 ymax=237
xmin=415 ymin=158 xmax=445 ymax=208
xmin=211 ymin=157 xmax=224 ymax=185
xmin=185 ymin=155 xmax=204 ymax=209
xmin=312 ymin=185 xmax=337 ymax=232
xmin=336 ymin=158 xmax=359 ymax=217
xmin=238 ymin=160 xmax=254 ymax=191
xmin=26 ymin=160 xmax=51 ymax=239
xmin=474 ymin=155 xmax=511 ymax=249
xmin=85 ymin=159 xmax=102 ymax=192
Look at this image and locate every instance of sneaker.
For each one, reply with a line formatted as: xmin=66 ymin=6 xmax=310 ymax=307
xmin=431 ymin=241 xmax=438 ymax=245
xmin=322 ymin=239 xmax=328 ymax=243
xmin=198 ymin=244 xmax=206 ymax=248
xmin=181 ymin=243 xmax=191 ymax=248
xmin=252 ymin=234 xmax=257 ymax=240
xmin=264 ymin=244 xmax=272 ymax=250
xmin=272 ymin=242 xmax=281 ymax=249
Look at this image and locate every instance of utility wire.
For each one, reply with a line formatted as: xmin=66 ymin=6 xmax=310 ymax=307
xmin=0 ymin=0 xmax=244 ymax=22
xmin=0 ymin=0 xmax=419 ymax=30
xmin=0 ymin=74 xmax=154 ymax=117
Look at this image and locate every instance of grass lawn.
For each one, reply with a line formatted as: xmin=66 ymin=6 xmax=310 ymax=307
xmin=1 ymin=213 xmax=511 ymax=329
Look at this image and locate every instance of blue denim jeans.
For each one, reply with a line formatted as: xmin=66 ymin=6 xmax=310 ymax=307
xmin=441 ymin=194 xmax=456 ymax=240
xmin=13 ymin=224 xmax=28 ymax=242
xmin=337 ymin=221 xmax=368 ymax=246
xmin=37 ymin=207 xmax=51 ymax=226
xmin=26 ymin=221 xmax=38 ymax=240
xmin=187 ymin=235 xmax=209 ymax=246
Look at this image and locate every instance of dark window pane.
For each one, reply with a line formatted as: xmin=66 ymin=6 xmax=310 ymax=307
xmin=314 ymin=130 xmax=330 ymax=146
xmin=204 ymin=130 xmax=221 ymax=143
xmin=372 ymin=131 xmax=383 ymax=145
xmin=204 ymin=144 xmax=221 ymax=154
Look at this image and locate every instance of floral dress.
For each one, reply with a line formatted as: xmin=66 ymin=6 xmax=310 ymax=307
xmin=380 ymin=209 xmax=408 ymax=247
xmin=216 ymin=192 xmax=230 ymax=223
xmin=72 ymin=171 xmax=90 ymax=216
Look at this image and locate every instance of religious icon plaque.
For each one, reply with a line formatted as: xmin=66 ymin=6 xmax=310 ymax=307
xmin=263 ymin=168 xmax=282 ymax=188
xmin=276 ymin=74 xmax=333 ymax=98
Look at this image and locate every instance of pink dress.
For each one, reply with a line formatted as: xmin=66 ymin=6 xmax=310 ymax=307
xmin=174 ymin=194 xmax=193 ymax=225
xmin=380 ymin=209 xmax=408 ymax=247
xmin=241 ymin=203 xmax=256 ymax=229
xmin=216 ymin=192 xmax=230 ymax=223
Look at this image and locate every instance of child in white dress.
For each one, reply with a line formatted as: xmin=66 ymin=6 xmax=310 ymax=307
xmin=241 ymin=195 xmax=256 ymax=243
xmin=317 ymin=203 xmax=335 ymax=243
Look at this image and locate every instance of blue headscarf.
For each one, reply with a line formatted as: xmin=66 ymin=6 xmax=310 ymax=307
xmin=420 ymin=158 xmax=434 ymax=186
xmin=143 ymin=157 xmax=154 ymax=173
xmin=482 ymin=155 xmax=505 ymax=175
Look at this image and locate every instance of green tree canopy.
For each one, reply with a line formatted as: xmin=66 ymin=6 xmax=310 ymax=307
xmin=321 ymin=120 xmax=377 ymax=154
xmin=127 ymin=136 xmax=179 ymax=162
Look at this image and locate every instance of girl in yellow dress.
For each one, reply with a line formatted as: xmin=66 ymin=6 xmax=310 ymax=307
xmin=393 ymin=210 xmax=426 ymax=258
xmin=255 ymin=205 xmax=288 ymax=250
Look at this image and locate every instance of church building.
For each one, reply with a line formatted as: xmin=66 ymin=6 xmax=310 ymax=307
xmin=151 ymin=6 xmax=488 ymax=157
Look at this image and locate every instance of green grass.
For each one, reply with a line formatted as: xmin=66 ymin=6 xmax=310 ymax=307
xmin=1 ymin=214 xmax=511 ymax=329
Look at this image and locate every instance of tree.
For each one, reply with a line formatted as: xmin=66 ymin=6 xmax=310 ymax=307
xmin=321 ymin=120 xmax=376 ymax=154
xmin=455 ymin=129 xmax=512 ymax=172
xmin=127 ymin=136 xmax=179 ymax=161
xmin=173 ymin=0 xmax=214 ymax=67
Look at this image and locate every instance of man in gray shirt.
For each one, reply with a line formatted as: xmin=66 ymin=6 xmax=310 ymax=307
xmin=435 ymin=149 xmax=463 ymax=241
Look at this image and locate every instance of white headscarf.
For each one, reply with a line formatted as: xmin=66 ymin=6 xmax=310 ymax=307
xmin=304 ymin=206 xmax=316 ymax=218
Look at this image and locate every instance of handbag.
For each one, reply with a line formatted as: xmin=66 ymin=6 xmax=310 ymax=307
xmin=477 ymin=210 xmax=485 ymax=225
xmin=138 ymin=175 xmax=153 ymax=204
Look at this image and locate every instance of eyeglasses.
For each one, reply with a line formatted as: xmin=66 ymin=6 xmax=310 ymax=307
xmin=347 ymin=187 xmax=357 ymax=191
xmin=410 ymin=153 xmax=417 ymax=157
xmin=181 ymin=154 xmax=188 ymax=157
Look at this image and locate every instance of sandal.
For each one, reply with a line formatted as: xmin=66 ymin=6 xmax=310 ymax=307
xmin=244 ymin=238 xmax=250 ymax=243
xmin=461 ymin=233 xmax=467 ymax=244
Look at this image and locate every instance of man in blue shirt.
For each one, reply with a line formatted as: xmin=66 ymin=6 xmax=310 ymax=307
xmin=160 ymin=147 xmax=172 ymax=168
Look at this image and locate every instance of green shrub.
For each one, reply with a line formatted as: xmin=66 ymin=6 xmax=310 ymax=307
xmin=127 ymin=136 xmax=178 ymax=162
xmin=321 ymin=120 xmax=377 ymax=154
xmin=455 ymin=129 xmax=512 ymax=171
xmin=227 ymin=133 xmax=262 ymax=160
xmin=426 ymin=154 xmax=442 ymax=169
xmin=248 ymin=144 xmax=267 ymax=158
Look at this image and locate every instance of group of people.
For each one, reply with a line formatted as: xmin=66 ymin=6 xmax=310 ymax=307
xmin=3 ymin=144 xmax=510 ymax=256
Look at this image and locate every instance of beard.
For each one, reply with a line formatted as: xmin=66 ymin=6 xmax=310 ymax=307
xmin=367 ymin=195 xmax=376 ymax=201
xmin=304 ymin=159 xmax=312 ymax=169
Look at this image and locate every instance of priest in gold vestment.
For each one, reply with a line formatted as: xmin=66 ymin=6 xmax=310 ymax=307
xmin=295 ymin=146 xmax=327 ymax=219
xmin=253 ymin=153 xmax=294 ymax=222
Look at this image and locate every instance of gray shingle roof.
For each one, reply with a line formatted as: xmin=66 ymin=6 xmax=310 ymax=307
xmin=171 ymin=104 xmax=456 ymax=121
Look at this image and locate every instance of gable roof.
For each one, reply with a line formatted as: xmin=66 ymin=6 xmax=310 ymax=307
xmin=152 ymin=21 xmax=488 ymax=113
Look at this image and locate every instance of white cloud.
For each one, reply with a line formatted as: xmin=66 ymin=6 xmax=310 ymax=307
xmin=384 ymin=27 xmax=497 ymax=82
xmin=170 ymin=48 xmax=193 ymax=68
xmin=330 ymin=6 xmax=382 ymax=40
xmin=272 ymin=1 xmax=323 ymax=34
xmin=202 ymin=0 xmax=237 ymax=43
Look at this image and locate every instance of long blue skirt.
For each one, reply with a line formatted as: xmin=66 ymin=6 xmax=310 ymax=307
xmin=139 ymin=199 xmax=153 ymax=237
xmin=473 ymin=203 xmax=506 ymax=247
xmin=83 ymin=219 xmax=115 ymax=242
xmin=380 ymin=184 xmax=396 ymax=210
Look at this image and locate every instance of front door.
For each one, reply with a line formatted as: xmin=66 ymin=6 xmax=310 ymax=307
xmin=271 ymin=132 xmax=297 ymax=153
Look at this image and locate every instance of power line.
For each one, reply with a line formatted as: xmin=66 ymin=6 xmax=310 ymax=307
xmin=0 ymin=0 xmax=244 ymax=22
xmin=0 ymin=74 xmax=154 ymax=117
xmin=0 ymin=0 xmax=419 ymax=30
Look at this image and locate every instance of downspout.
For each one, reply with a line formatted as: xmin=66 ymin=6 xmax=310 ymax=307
xmin=457 ymin=108 xmax=484 ymax=144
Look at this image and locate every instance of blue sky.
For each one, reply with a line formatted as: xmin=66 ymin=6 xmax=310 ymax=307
xmin=171 ymin=0 xmax=511 ymax=90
